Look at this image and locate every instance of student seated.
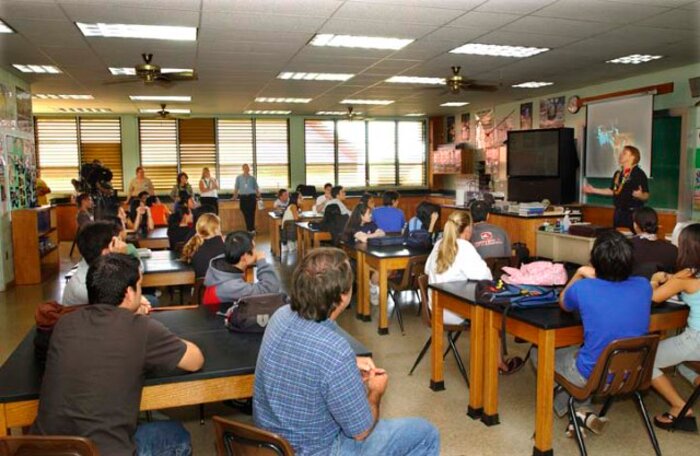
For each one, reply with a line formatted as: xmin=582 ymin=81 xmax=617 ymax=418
xmin=468 ymin=200 xmax=511 ymax=259
xmin=315 ymin=182 xmax=333 ymax=213
xmin=274 ymin=188 xmax=289 ymax=211
xmin=62 ymin=221 xmax=128 ymax=306
xmin=253 ymin=248 xmax=440 ymax=455
xmin=650 ymin=223 xmax=700 ymax=430
xmin=408 ymin=201 xmax=439 ymax=234
xmin=344 ymin=203 xmax=386 ymax=305
xmin=531 ymin=230 xmax=651 ymax=435
xmin=372 ymin=191 xmax=406 ymax=233
xmin=127 ymin=191 xmax=155 ymax=234
xmin=167 ymin=206 xmax=194 ymax=251
xmin=75 ymin=193 xmax=93 ymax=228
xmin=202 ymin=231 xmax=281 ymax=305
xmin=325 ymin=185 xmax=351 ymax=216
xmin=103 ymin=215 xmax=140 ymax=259
xmin=281 ymin=191 xmax=301 ymax=252
xmin=181 ymin=213 xmax=225 ymax=279
xmin=31 ymin=253 xmax=204 ymax=455
xmin=359 ymin=192 xmax=376 ymax=209
xmin=631 ymin=206 xmax=678 ymax=277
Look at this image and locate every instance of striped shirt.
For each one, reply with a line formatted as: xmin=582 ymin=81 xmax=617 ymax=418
xmin=253 ymin=305 xmax=373 ymax=455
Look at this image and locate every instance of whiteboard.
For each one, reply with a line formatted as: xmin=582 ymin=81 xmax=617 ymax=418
xmin=585 ymin=94 xmax=653 ymax=178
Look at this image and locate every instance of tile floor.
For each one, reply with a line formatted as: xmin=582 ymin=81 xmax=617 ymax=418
xmin=1 ymin=237 xmax=698 ymax=455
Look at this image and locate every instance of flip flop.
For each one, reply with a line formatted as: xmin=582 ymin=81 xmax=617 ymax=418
xmin=653 ymin=412 xmax=698 ymax=432
xmin=499 ymin=356 xmax=525 ymax=375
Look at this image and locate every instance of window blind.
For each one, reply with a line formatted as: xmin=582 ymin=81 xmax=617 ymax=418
xmin=367 ymin=121 xmax=397 ymax=186
xmin=304 ymin=120 xmax=336 ymax=187
xmin=337 ymin=120 xmax=366 ymax=188
xmin=217 ymin=119 xmax=254 ymax=189
xmin=398 ymin=121 xmax=426 ymax=186
xmin=138 ymin=119 xmax=178 ymax=192
xmin=255 ymin=119 xmax=290 ymax=189
xmin=79 ymin=118 xmax=123 ymax=191
xmin=178 ymin=118 xmax=216 ymax=188
xmin=35 ymin=118 xmax=80 ymax=193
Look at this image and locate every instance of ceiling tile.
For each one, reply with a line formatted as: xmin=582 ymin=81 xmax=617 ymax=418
xmin=346 ymin=0 xmax=484 ymax=10
xmin=0 ymin=1 xmax=66 ymax=22
xmin=202 ymin=11 xmax=327 ymax=32
xmin=533 ymin=0 xmax=672 ymax=23
xmin=203 ymin=0 xmax=342 ymax=15
xmin=318 ymin=18 xmax=434 ymax=37
xmin=10 ymin=19 xmax=87 ymax=47
xmin=448 ymin=11 xmax=522 ymax=29
xmin=636 ymin=8 xmax=700 ymax=30
xmin=421 ymin=26 xmax=492 ymax=45
xmin=476 ymin=30 xmax=581 ymax=48
xmin=56 ymin=0 xmax=201 ymax=10
xmin=501 ymin=16 xmax=617 ymax=38
xmin=335 ymin=1 xmax=465 ymax=25
xmin=474 ymin=0 xmax=558 ymax=14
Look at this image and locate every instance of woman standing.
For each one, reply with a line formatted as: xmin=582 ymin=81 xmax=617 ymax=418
xmin=126 ymin=167 xmax=154 ymax=205
xmin=170 ymin=172 xmax=193 ymax=205
xmin=232 ymin=163 xmax=260 ymax=234
xmin=198 ymin=167 xmax=219 ymax=214
xmin=583 ymin=145 xmax=649 ymax=231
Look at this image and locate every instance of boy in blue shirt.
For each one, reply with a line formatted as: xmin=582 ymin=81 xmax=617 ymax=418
xmin=532 ymin=230 xmax=651 ymax=437
xmin=372 ymin=191 xmax=405 ymax=233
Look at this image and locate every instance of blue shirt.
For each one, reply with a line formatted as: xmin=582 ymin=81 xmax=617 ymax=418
xmin=681 ymin=289 xmax=700 ymax=331
xmin=564 ymin=276 xmax=651 ymax=378
xmin=234 ymin=174 xmax=259 ymax=195
xmin=253 ymin=305 xmax=373 ymax=456
xmin=372 ymin=206 xmax=405 ymax=233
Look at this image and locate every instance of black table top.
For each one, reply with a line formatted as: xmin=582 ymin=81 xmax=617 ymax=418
xmin=0 ymin=307 xmax=370 ymax=403
xmin=141 ymin=250 xmax=192 ymax=275
xmin=295 ymin=221 xmax=326 ymax=233
xmin=145 ymin=227 xmax=168 ymax=240
xmin=351 ymin=241 xmax=432 ymax=259
xmin=429 ymin=280 xmax=689 ymax=330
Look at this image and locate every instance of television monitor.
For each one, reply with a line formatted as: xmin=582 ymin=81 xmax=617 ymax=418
xmin=507 ymin=129 xmax=560 ymax=177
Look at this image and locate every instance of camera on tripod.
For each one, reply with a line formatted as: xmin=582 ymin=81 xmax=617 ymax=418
xmin=72 ymin=160 xmax=119 ymax=220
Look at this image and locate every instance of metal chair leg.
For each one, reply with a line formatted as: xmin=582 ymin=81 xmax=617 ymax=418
xmin=568 ymin=396 xmax=587 ymax=456
xmin=673 ymin=383 xmax=700 ymax=430
xmin=447 ymin=333 xmax=469 ymax=388
xmin=389 ymin=290 xmax=405 ymax=335
xmin=599 ymin=396 xmax=614 ymax=418
xmin=409 ymin=336 xmax=432 ymax=375
xmin=444 ymin=331 xmax=462 ymax=358
xmin=634 ymin=392 xmax=662 ymax=456
xmin=199 ymin=403 xmax=205 ymax=425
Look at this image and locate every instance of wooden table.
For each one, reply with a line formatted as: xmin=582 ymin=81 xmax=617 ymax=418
xmin=137 ymin=227 xmax=169 ymax=250
xmin=141 ymin=250 xmax=195 ymax=288
xmin=269 ymin=211 xmax=322 ymax=258
xmin=353 ymin=242 xmax=432 ymax=335
xmin=341 ymin=242 xmax=369 ymax=322
xmin=295 ymin=222 xmax=331 ymax=259
xmin=428 ymin=281 xmax=690 ymax=456
xmin=536 ymin=231 xmax=596 ymax=265
xmin=0 ymin=307 xmax=370 ymax=435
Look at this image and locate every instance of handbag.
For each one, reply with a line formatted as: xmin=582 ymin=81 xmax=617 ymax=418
xmin=405 ymin=229 xmax=432 ymax=248
xmin=224 ymin=293 xmax=289 ymax=333
xmin=367 ymin=235 xmax=406 ymax=247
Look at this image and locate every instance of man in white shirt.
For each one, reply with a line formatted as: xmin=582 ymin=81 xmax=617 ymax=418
xmin=324 ymin=185 xmax=351 ymax=216
xmin=315 ymin=183 xmax=333 ymax=213
xmin=274 ymin=189 xmax=290 ymax=211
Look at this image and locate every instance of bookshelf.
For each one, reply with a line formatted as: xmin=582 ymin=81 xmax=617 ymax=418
xmin=12 ymin=206 xmax=59 ymax=285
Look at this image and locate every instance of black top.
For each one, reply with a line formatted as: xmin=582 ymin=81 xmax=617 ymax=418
xmin=611 ymin=166 xmax=649 ymax=211
xmin=30 ymin=305 xmax=186 ymax=455
xmin=141 ymin=250 xmax=193 ymax=275
xmin=352 ymin=241 xmax=433 ymax=259
xmin=167 ymin=225 xmax=194 ymax=250
xmin=631 ymin=236 xmax=678 ymax=276
xmin=192 ymin=236 xmax=225 ymax=278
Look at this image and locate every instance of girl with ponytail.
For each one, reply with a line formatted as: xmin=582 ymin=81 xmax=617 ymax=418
xmin=182 ymin=212 xmax=225 ymax=278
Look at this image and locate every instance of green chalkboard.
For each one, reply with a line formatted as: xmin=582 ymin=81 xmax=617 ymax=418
xmin=585 ymin=116 xmax=681 ymax=210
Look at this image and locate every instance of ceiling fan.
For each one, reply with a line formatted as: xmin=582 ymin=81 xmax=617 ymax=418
xmin=345 ymin=106 xmax=364 ymax=120
xmin=104 ymin=53 xmax=197 ymax=85
xmin=146 ymin=104 xmax=189 ymax=119
xmin=442 ymin=66 xmax=499 ymax=94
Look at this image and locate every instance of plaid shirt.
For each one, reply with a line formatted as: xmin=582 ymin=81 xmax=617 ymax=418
xmin=253 ymin=305 xmax=373 ymax=456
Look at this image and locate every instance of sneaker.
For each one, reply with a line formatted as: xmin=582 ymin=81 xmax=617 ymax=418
xmin=370 ymin=284 xmax=379 ymax=306
xmin=289 ymin=241 xmax=297 ymax=251
xmin=281 ymin=244 xmax=289 ymax=253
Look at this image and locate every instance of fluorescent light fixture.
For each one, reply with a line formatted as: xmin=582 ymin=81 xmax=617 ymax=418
xmin=440 ymin=102 xmax=469 ymax=107
xmin=33 ymin=94 xmax=94 ymax=100
xmin=255 ymin=97 xmax=311 ymax=103
xmin=404 ymin=113 xmax=426 ymax=117
xmin=309 ymin=33 xmax=414 ymax=51
xmin=139 ymin=108 xmax=190 ymax=114
xmin=129 ymin=95 xmax=191 ymax=102
xmin=606 ymin=54 xmax=663 ymax=64
xmin=58 ymin=108 xmax=112 ymax=113
xmin=450 ymin=43 xmax=549 ymax=58
xmin=340 ymin=99 xmax=394 ymax=105
xmin=277 ymin=72 xmax=354 ymax=82
xmin=386 ymin=76 xmax=445 ymax=85
xmin=316 ymin=111 xmax=359 ymax=116
xmin=0 ymin=19 xmax=15 ymax=34
xmin=109 ymin=67 xmax=193 ymax=76
xmin=76 ymin=22 xmax=197 ymax=41
xmin=244 ymin=110 xmax=291 ymax=115
xmin=512 ymin=81 xmax=554 ymax=89
xmin=13 ymin=64 xmax=61 ymax=74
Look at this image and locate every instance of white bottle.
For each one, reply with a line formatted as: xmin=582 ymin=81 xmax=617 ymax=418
xmin=561 ymin=212 xmax=571 ymax=233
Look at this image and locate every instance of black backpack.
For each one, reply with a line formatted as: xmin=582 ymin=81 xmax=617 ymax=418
xmin=319 ymin=204 xmax=348 ymax=246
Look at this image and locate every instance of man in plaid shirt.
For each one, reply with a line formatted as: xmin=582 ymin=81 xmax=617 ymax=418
xmin=253 ymin=248 xmax=439 ymax=455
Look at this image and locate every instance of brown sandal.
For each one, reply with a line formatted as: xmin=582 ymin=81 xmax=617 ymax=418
xmin=499 ymin=356 xmax=525 ymax=375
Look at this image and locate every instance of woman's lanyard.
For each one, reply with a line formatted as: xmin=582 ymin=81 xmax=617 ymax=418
xmin=203 ymin=178 xmax=211 ymax=189
xmin=613 ymin=165 xmax=634 ymax=195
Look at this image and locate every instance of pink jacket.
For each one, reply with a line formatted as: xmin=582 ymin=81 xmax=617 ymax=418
xmin=501 ymin=261 xmax=568 ymax=286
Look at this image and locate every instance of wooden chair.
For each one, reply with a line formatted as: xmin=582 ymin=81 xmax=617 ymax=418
xmin=388 ymin=255 xmax=427 ymax=335
xmin=556 ymin=334 xmax=661 ymax=456
xmin=671 ymin=360 xmax=700 ymax=432
xmin=213 ymin=416 xmax=294 ymax=456
xmin=409 ymin=274 xmax=470 ymax=387
xmin=0 ymin=435 xmax=99 ymax=456
xmin=191 ymin=277 xmax=205 ymax=305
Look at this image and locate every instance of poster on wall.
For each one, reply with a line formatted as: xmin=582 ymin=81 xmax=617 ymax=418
xmin=0 ymin=84 xmax=13 ymax=129
xmin=475 ymin=109 xmax=494 ymax=150
xmin=6 ymin=135 xmax=36 ymax=209
xmin=15 ymin=87 xmax=32 ymax=133
xmin=539 ymin=96 xmax=565 ymax=128
xmin=0 ymin=137 xmax=6 ymax=215
xmin=460 ymin=113 xmax=470 ymax=142
xmin=520 ymin=102 xmax=533 ymax=130
xmin=446 ymin=115 xmax=455 ymax=143
xmin=496 ymin=111 xmax=516 ymax=145
xmin=694 ymin=148 xmax=700 ymax=213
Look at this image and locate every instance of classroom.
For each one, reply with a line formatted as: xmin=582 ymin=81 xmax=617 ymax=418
xmin=0 ymin=1 xmax=699 ymax=455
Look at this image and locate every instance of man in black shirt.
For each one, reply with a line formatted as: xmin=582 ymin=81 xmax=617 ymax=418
xmin=583 ymin=145 xmax=649 ymax=231
xmin=32 ymin=254 xmax=204 ymax=455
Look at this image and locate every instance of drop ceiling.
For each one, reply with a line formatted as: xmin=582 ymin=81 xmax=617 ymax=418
xmin=0 ymin=0 xmax=698 ymax=116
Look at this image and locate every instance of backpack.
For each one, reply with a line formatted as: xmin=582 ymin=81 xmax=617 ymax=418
xmin=224 ymin=293 xmax=289 ymax=333
xmin=319 ymin=204 xmax=348 ymax=246
xmin=367 ymin=234 xmax=406 ymax=247
xmin=405 ymin=229 xmax=433 ymax=248
xmin=34 ymin=301 xmax=87 ymax=362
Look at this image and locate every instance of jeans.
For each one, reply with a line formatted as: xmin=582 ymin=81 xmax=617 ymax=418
xmin=331 ymin=417 xmax=440 ymax=456
xmin=240 ymin=194 xmax=257 ymax=232
xmin=652 ymin=327 xmax=700 ymax=379
xmin=134 ymin=421 xmax=192 ymax=456
xmin=531 ymin=345 xmax=590 ymax=418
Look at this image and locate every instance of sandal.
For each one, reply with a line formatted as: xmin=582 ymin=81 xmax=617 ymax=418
xmin=499 ymin=356 xmax=525 ymax=375
xmin=653 ymin=412 xmax=698 ymax=432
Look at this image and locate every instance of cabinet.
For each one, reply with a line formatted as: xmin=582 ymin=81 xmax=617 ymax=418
xmin=12 ymin=206 xmax=59 ymax=285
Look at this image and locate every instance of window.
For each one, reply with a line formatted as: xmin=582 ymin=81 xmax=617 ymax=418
xmin=178 ymin=118 xmax=216 ymax=187
xmin=303 ymin=119 xmax=426 ymax=188
xmin=138 ymin=119 xmax=178 ymax=192
xmin=35 ymin=117 xmax=124 ymax=194
xmin=217 ymin=119 xmax=290 ymax=190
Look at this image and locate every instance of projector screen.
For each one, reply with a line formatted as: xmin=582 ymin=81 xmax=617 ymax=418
xmin=585 ymin=94 xmax=653 ymax=178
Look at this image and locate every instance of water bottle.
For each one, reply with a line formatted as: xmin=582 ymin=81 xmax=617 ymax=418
xmin=562 ymin=212 xmax=571 ymax=233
